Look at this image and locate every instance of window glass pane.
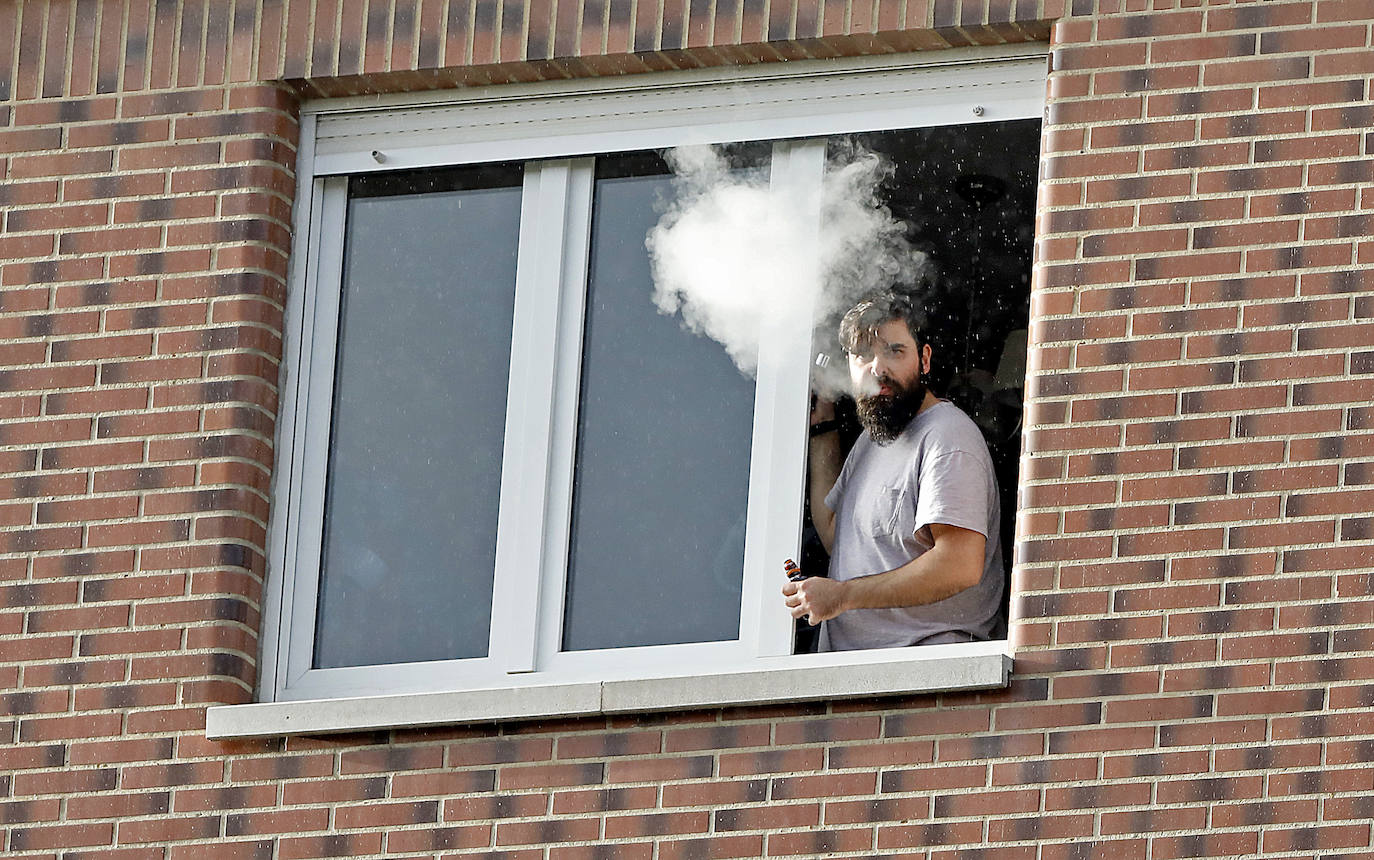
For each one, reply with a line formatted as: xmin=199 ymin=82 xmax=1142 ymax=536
xmin=313 ymin=165 xmax=522 ymax=669
xmin=561 ymin=151 xmax=760 ymax=651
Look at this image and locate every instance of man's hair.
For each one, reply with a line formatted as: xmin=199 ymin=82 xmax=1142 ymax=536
xmin=838 ymin=290 xmax=928 ymax=355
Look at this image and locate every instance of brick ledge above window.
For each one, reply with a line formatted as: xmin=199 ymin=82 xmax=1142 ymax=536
xmin=206 ymin=642 xmax=1010 ymax=738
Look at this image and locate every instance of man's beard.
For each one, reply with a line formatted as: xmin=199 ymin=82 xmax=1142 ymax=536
xmin=856 ymin=373 xmax=927 ymax=445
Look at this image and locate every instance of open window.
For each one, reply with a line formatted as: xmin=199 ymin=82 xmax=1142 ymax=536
xmin=210 ymin=50 xmax=1046 ymax=737
xmin=796 ymin=120 xmax=1040 ymax=651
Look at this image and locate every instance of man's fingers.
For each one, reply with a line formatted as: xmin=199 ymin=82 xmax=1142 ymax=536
xmin=783 ymin=579 xmax=828 ymax=625
xmin=784 ymin=587 xmax=809 ymax=620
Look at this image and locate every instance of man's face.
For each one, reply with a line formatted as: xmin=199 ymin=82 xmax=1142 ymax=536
xmin=847 ymin=318 xmax=931 ymax=444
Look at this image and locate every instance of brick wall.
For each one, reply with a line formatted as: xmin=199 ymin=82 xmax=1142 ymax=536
xmin=2 ymin=0 xmax=1372 ymax=857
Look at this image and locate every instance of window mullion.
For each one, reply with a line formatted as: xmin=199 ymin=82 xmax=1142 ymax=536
xmin=742 ymin=138 xmax=829 ymax=659
xmin=491 ymin=160 xmax=580 ymax=674
xmin=534 ymin=158 xmax=595 ymax=669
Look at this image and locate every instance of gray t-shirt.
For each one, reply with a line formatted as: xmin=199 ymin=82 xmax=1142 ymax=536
xmin=821 ymin=400 xmax=1004 ymax=651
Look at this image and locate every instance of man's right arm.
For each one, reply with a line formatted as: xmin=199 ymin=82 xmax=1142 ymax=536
xmin=808 ymin=398 xmax=842 ymax=553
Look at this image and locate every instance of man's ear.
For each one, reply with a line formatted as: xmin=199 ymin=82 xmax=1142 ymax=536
xmin=920 ymin=342 xmax=932 ymax=374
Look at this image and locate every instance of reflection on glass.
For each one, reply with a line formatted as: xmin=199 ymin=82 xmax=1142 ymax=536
xmin=313 ymin=165 xmax=522 ymax=669
xmin=562 ymin=152 xmax=760 ymax=651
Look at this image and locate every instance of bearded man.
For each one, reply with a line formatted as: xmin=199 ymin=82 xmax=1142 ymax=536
xmin=782 ymin=290 xmax=1005 ymax=650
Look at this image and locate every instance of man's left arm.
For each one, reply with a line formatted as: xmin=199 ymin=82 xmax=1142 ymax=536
xmin=784 ymin=523 xmax=985 ymax=625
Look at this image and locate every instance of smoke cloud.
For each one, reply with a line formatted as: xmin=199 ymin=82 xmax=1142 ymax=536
xmin=646 ymin=143 xmax=929 ymax=397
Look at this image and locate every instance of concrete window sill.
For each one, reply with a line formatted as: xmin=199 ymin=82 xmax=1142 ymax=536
xmin=206 ymin=642 xmax=1010 ymax=738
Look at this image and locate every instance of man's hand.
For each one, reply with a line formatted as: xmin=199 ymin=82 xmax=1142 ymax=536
xmin=783 ymin=524 xmax=987 ymax=625
xmin=808 ymin=395 xmax=841 ymax=553
xmin=810 ymin=394 xmax=835 ymax=426
xmin=782 ymin=576 xmax=848 ymax=626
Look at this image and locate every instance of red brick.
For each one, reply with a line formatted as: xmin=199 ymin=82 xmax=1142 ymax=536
xmin=772 ymin=716 xmax=879 ymax=746
xmin=816 ymin=796 xmax=926 ymax=827
xmin=1204 ymin=55 xmax=1312 ymax=86
xmin=19 ymin=712 xmax=125 ymax=743
xmin=61 ymin=171 xmax=167 ymax=201
xmin=496 ymin=817 xmax=601 ymax=845
xmin=1097 ymin=64 xmax=1200 ymax=96
xmin=1153 ymin=832 xmax=1260 ymax=860
xmin=1248 ymin=242 xmax=1355 ymax=274
xmin=1138 ymin=196 xmax=1244 ymax=227
xmin=717 ymin=748 xmax=822 ymax=777
xmin=279 ymin=832 xmax=383 ymax=859
xmin=1151 ymin=32 xmax=1256 ymax=63
xmin=385 ymin=824 xmax=493 ymax=853
xmin=663 ymin=724 xmax=770 ymax=753
xmin=825 ymin=738 xmax=933 ymax=769
xmin=769 ymin=826 xmax=873 ymax=855
xmin=11 ymin=149 xmax=114 ymax=178
xmin=1 ymin=364 xmax=98 ymax=393
xmin=1083 ymin=228 xmax=1188 ymax=258
xmin=503 ymin=761 xmax=606 ymax=789
xmin=877 ymin=820 xmax=983 ymax=849
xmin=0 ymin=796 xmax=62 ymax=825
xmin=1261 ymin=23 xmax=1369 ymax=54
xmin=1110 ymin=636 xmax=1218 ymax=668
xmin=987 ymin=812 xmax=1093 ymax=843
xmin=775 ymin=771 xmax=877 ymax=799
xmin=939 ymin=730 xmax=1044 ymax=758
xmin=86 ymin=518 xmax=190 ymax=548
xmin=1098 ymin=10 xmax=1202 ymax=40
xmin=1263 ymin=823 xmax=1372 ymax=853
xmin=550 ymin=786 xmax=655 ymax=815
xmin=281 ymin=777 xmax=387 ymax=806
xmin=68 ymin=791 xmax=171 ymax=821
xmin=1135 ymin=250 xmax=1243 ymax=281
xmin=661 ymin=779 xmax=768 ymax=808
xmin=1101 ymin=749 xmax=1208 ymax=782
xmin=657 ymin=835 xmax=764 ymax=859
xmin=602 ymin=811 xmax=710 ymax=839
xmin=1222 ymin=632 xmax=1330 ymax=661
xmin=9 ymin=821 xmax=115 ymax=851
xmin=1101 ymin=805 xmax=1207 ymax=836
xmin=391 ymin=770 xmax=501 ymax=797
xmin=1057 ymin=611 xmax=1165 ymax=644
xmin=334 ymin=800 xmax=439 ymax=829
xmin=1146 ymin=88 xmax=1254 ymax=119
xmin=1058 ymin=560 xmax=1164 ymax=591
xmin=0 ymin=234 xmax=56 ymax=261
xmin=0 ymin=178 xmax=60 ymax=206
xmin=1053 ymin=41 xmax=1148 ymax=72
xmin=934 ymin=786 xmax=1040 ymax=818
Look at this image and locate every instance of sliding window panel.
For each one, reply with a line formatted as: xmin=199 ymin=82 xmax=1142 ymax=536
xmin=743 ymin=138 xmax=826 ymax=658
xmin=560 ymin=151 xmax=759 ymax=652
xmin=311 ymin=165 xmax=523 ymax=670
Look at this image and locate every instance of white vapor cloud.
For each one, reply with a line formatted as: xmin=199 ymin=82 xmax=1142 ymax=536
xmin=646 ymin=143 xmax=929 ymax=397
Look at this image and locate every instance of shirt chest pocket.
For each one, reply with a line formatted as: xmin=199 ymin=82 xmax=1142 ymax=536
xmin=863 ymin=484 xmax=911 ymax=538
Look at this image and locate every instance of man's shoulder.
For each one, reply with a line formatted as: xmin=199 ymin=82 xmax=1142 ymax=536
xmin=909 ymin=401 xmax=985 ymax=447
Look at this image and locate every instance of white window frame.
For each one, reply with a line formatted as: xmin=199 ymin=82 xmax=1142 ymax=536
xmin=208 ymin=46 xmax=1046 ymax=739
